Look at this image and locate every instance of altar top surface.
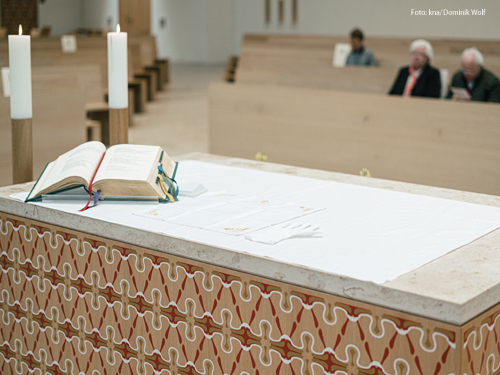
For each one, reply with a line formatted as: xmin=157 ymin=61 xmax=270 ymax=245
xmin=1 ymin=152 xmax=500 ymax=326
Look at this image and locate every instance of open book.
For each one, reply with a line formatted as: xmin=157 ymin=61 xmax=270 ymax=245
xmin=26 ymin=141 xmax=177 ymax=202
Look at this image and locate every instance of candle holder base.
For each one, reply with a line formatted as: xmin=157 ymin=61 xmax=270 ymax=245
xmin=109 ymin=108 xmax=129 ymax=146
xmin=12 ymin=118 xmax=33 ymax=184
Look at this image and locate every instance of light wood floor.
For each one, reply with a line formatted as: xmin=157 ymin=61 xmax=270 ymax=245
xmin=0 ymin=63 xmax=225 ymax=188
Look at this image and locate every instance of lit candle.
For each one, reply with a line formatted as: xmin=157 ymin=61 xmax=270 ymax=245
xmin=107 ymin=24 xmax=128 ymax=109
xmin=8 ymin=25 xmax=32 ymax=119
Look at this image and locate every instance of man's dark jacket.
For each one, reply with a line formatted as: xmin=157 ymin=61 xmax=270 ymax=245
xmin=446 ymin=68 xmax=500 ymax=103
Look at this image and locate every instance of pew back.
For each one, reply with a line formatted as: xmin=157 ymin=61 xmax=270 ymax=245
xmin=0 ymin=69 xmax=86 ymax=187
xmin=33 ymin=64 xmax=104 ymax=103
xmin=243 ymin=34 xmax=500 ymax=57
xmin=0 ymin=37 xmax=109 ymax=92
xmin=237 ymin=34 xmax=500 ymax=93
xmin=209 ymin=82 xmax=500 ymax=196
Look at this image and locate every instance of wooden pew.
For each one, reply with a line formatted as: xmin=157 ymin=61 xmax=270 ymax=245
xmin=225 ymin=56 xmax=239 ymax=82
xmin=209 ymin=82 xmax=500 ymax=196
xmin=147 ymin=35 xmax=170 ymax=84
xmin=0 ymin=37 xmax=148 ymax=115
xmin=128 ymin=42 xmax=157 ymax=101
xmin=33 ymin=64 xmax=103 ymax=103
xmin=32 ymin=63 xmax=135 ymax=142
xmin=123 ymin=35 xmax=167 ymax=111
xmin=237 ymin=34 xmax=500 ymax=93
xmin=32 ymin=64 xmax=106 ymax=139
xmin=129 ymin=35 xmax=163 ymax=90
xmin=243 ymin=34 xmax=500 ymax=58
xmin=127 ymin=47 xmax=148 ymax=113
xmin=237 ymin=66 xmax=397 ymax=94
xmin=0 ymin=69 xmax=87 ymax=187
xmin=130 ymin=34 xmax=170 ymax=85
xmin=238 ymin=39 xmax=500 ymax=74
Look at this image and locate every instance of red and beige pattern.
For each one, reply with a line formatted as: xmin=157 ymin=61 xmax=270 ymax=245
xmin=461 ymin=308 xmax=500 ymax=375
xmin=0 ymin=214 xmax=499 ymax=374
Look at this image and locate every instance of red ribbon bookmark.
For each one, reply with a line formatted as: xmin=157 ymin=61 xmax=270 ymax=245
xmin=79 ymin=151 xmax=106 ymax=212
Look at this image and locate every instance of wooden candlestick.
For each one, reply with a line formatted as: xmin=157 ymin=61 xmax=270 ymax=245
xmin=12 ymin=118 xmax=33 ymax=184
xmin=109 ymin=108 xmax=128 ymax=145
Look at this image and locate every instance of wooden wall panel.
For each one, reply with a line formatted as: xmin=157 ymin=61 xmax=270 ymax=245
xmin=0 ymin=0 xmax=37 ymax=36
xmin=119 ymin=0 xmax=151 ymax=36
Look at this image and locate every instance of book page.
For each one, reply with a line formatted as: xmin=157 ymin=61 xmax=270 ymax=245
xmin=332 ymin=43 xmax=352 ymax=67
xmin=451 ymin=87 xmax=471 ymax=100
xmin=34 ymin=141 xmax=106 ymax=193
xmin=94 ymin=144 xmax=160 ymax=182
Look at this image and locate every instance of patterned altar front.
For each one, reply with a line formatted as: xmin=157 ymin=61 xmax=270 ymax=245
xmin=1 ymin=214 xmax=499 ymax=375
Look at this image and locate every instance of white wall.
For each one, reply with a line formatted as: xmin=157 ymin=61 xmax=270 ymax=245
xmin=37 ymin=0 xmax=117 ymax=35
xmin=234 ymin=0 xmax=500 ymax=52
xmin=36 ymin=0 xmax=500 ymax=62
xmin=81 ymin=0 xmax=118 ymax=30
xmin=151 ymin=0 xmax=208 ymax=63
xmin=151 ymin=0 xmax=234 ymax=64
xmin=207 ymin=0 xmax=235 ymax=63
xmin=38 ymin=0 xmax=83 ymax=36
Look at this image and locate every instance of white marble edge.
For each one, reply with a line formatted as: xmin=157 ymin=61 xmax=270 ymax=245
xmin=2 ymin=152 xmax=500 ymax=326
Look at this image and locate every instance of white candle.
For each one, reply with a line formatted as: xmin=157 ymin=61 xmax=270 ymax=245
xmin=107 ymin=24 xmax=128 ymax=109
xmin=8 ymin=25 xmax=32 ymax=119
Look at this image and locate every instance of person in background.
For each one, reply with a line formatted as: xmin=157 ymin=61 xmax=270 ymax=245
xmin=345 ymin=28 xmax=377 ymax=67
xmin=389 ymin=39 xmax=441 ymax=98
xmin=446 ymin=47 xmax=500 ymax=103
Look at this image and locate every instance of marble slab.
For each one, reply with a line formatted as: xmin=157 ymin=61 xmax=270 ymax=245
xmin=1 ymin=153 xmax=500 ymax=325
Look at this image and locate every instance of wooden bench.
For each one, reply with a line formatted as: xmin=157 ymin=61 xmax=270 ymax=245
xmin=31 ymin=63 xmax=135 ymax=142
xmin=129 ymin=35 xmax=163 ymax=90
xmin=128 ymin=42 xmax=157 ymax=101
xmin=209 ymin=82 xmax=500 ymax=196
xmin=224 ymin=56 xmax=239 ymax=82
xmin=130 ymin=34 xmax=170 ymax=85
xmin=243 ymin=34 xmax=500 ymax=57
xmin=0 ymin=69 xmax=87 ymax=187
xmin=236 ymin=34 xmax=500 ymax=93
xmin=237 ymin=65 xmax=397 ymax=94
xmin=0 ymin=37 xmax=149 ymax=115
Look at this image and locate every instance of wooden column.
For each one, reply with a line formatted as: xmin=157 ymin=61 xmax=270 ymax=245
xmin=292 ymin=0 xmax=298 ymax=24
xmin=11 ymin=118 xmax=33 ymax=184
xmin=265 ymin=0 xmax=271 ymax=25
xmin=278 ymin=0 xmax=284 ymax=24
xmin=109 ymin=108 xmax=128 ymax=145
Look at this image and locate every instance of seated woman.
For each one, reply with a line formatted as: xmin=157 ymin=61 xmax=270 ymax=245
xmin=389 ymin=39 xmax=441 ymax=98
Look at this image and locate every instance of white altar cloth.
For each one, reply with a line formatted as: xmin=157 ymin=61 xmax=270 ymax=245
xmin=12 ymin=160 xmax=500 ymax=284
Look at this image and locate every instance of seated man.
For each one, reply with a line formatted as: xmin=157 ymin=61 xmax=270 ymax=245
xmin=345 ymin=29 xmax=377 ymax=67
xmin=389 ymin=39 xmax=441 ymax=98
xmin=446 ymin=47 xmax=500 ymax=103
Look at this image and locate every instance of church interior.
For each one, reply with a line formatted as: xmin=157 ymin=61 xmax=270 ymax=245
xmin=1 ymin=1 xmax=500 ymax=375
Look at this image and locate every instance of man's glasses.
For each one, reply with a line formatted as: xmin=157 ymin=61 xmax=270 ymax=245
xmin=462 ymin=67 xmax=478 ymax=74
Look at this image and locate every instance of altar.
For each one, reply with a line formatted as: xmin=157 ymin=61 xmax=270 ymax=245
xmin=1 ymin=153 xmax=500 ymax=375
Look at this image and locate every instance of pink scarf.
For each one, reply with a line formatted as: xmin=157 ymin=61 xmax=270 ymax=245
xmin=403 ymin=67 xmax=418 ymax=98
